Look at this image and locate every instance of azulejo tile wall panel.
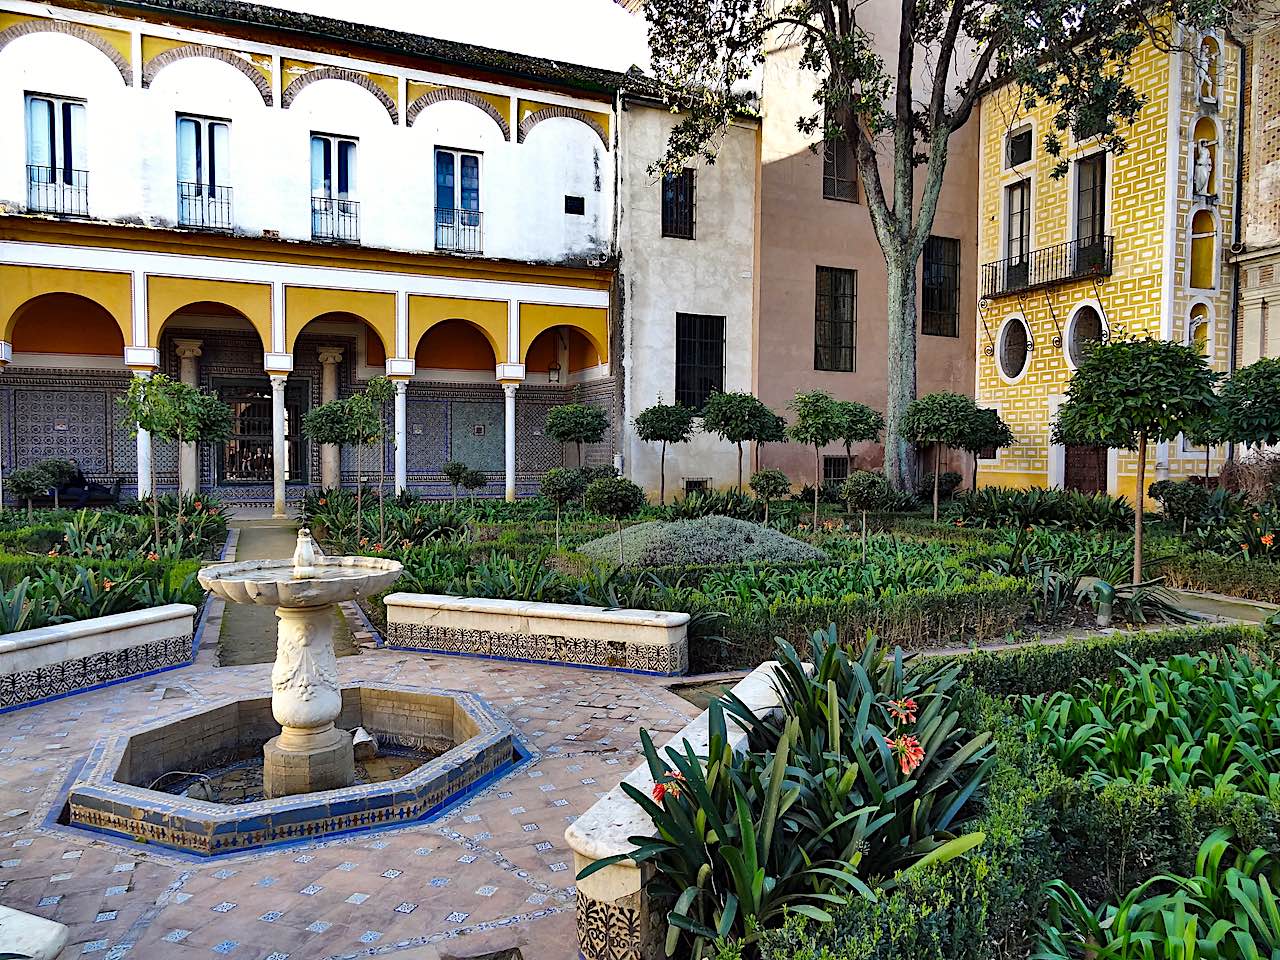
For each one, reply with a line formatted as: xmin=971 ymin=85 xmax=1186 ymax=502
xmin=14 ymin=388 xmax=110 ymax=471
xmin=450 ymin=400 xmax=504 ymax=471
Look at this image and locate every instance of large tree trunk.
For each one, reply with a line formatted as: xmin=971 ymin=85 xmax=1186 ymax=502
xmin=1134 ymin=432 xmax=1146 ymax=582
xmin=884 ymin=258 xmax=920 ymax=492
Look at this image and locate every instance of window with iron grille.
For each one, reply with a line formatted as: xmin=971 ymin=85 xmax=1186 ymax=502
xmin=823 ymin=456 xmax=850 ymax=483
xmin=1075 ymin=153 xmax=1106 ymax=244
xmin=823 ymin=135 xmax=856 ymax=201
xmin=662 ymin=169 xmax=696 ymax=239
xmin=675 ymin=313 xmax=724 ymax=410
xmin=684 ymin=478 xmax=710 ymax=495
xmin=814 ymin=266 xmax=856 ymax=372
xmin=922 ymin=236 xmax=960 ymax=337
xmin=25 ymin=93 xmax=88 ymax=216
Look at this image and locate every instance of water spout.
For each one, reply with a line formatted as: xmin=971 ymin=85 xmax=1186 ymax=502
xmin=292 ymin=528 xmax=318 ymax=580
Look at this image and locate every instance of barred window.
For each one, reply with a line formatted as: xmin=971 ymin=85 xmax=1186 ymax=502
xmin=922 ymin=236 xmax=961 ymax=337
xmin=814 ymin=266 xmax=856 ymax=372
xmin=661 ymin=169 xmax=695 ymax=239
xmin=823 ymin=136 xmax=856 ymax=201
xmin=823 ymin=456 xmax=850 ymax=483
xmin=675 ymin=313 xmax=724 ymax=410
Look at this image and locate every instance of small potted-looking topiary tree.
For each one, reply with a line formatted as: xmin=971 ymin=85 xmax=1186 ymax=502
xmin=583 ymin=475 xmax=646 ymax=564
xmin=840 ymin=470 xmax=889 ymax=561
xmin=787 ymin=390 xmax=846 ymax=528
xmin=748 ymin=468 xmax=790 ymax=525
xmin=900 ymin=392 xmax=975 ymax=523
xmin=442 ymin=461 xmax=468 ymax=501
xmin=633 ymin=401 xmax=697 ymax=505
xmin=701 ymin=391 xmax=779 ymax=491
xmin=541 ymin=467 xmax=588 ymax=549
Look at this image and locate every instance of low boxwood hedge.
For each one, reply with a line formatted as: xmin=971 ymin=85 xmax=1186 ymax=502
xmin=1159 ymin=550 xmax=1280 ymax=603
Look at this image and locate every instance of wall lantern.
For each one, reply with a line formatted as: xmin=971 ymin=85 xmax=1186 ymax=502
xmin=547 ymin=361 xmax=562 ymax=384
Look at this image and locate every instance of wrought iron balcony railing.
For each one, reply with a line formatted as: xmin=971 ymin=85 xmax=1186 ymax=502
xmin=177 ymin=182 xmax=233 ymax=230
xmin=981 ymin=235 xmax=1114 ymax=299
xmin=434 ymin=207 xmax=483 ymax=254
xmin=26 ymin=164 xmax=88 ymax=216
xmin=311 ymin=196 xmax=360 ymax=242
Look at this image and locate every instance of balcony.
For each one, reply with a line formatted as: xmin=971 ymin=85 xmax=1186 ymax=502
xmin=981 ymin=235 xmax=1114 ymax=299
xmin=311 ymin=196 xmax=360 ymax=243
xmin=435 ymin=207 xmax=483 ymax=254
xmin=26 ymin=164 xmax=88 ymax=216
xmin=177 ymin=182 xmax=233 ymax=230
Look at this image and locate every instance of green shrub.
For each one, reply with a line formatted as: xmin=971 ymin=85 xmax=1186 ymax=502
xmin=916 ymin=470 xmax=962 ymax=501
xmin=577 ymin=516 xmax=823 ymax=567
xmin=955 ymin=485 xmax=1134 ymax=531
xmin=665 ymin=488 xmax=765 ymax=521
xmin=1161 ymin=548 xmax=1280 ymax=602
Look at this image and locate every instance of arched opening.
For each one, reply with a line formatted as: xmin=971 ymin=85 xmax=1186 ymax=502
xmin=10 ymin=293 xmax=124 ymax=358
xmin=1189 ymin=303 xmax=1212 ymax=357
xmin=1066 ymin=304 xmax=1105 ymax=368
xmin=525 ymin=325 xmax=602 ymax=383
xmin=291 ymin=311 xmax=388 ymax=369
xmin=1192 ymin=116 xmax=1218 ymax=197
xmin=415 ymin=318 xmax=498 ymax=372
xmin=1190 ymin=209 xmax=1217 ymax=289
xmin=1198 ymin=36 xmax=1221 ymax=103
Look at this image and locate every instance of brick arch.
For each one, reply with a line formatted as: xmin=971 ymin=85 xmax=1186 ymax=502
xmin=143 ymin=44 xmax=272 ymax=106
xmin=282 ymin=67 xmax=398 ymax=124
xmin=407 ymin=86 xmax=510 ymax=139
xmin=0 ymin=19 xmax=131 ymax=84
xmin=517 ymin=106 xmax=608 ymax=150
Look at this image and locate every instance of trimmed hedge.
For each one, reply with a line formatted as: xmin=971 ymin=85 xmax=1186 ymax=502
xmin=1160 ymin=550 xmax=1280 ymax=603
xmin=0 ymin=552 xmax=201 ymax=589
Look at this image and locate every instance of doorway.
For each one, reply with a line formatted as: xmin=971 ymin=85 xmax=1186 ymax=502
xmin=215 ymin=379 xmax=308 ymax=486
xmin=1064 ymin=444 xmax=1107 ymax=494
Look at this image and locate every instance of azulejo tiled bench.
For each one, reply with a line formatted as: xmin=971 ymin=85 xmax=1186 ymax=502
xmin=382 ymin=594 xmax=690 ymax=676
xmin=565 ymin=662 xmax=788 ymax=960
xmin=0 ymin=603 xmax=197 ymax=712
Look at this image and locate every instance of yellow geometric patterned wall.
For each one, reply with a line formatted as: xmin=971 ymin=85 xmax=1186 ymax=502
xmin=975 ymin=25 xmax=1239 ymax=499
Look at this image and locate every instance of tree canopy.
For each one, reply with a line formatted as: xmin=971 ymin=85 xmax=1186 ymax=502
xmin=1221 ymin=357 xmax=1280 ymax=447
xmin=640 ymin=0 xmax=1223 ymax=489
xmin=701 ymin=391 xmax=781 ymax=489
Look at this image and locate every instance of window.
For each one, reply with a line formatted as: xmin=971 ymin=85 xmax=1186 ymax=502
xmin=675 ymin=313 xmax=724 ymax=410
xmin=922 ymin=236 xmax=960 ymax=337
xmin=684 ymin=478 xmax=710 ymax=495
xmin=999 ymin=317 xmax=1031 ymax=380
xmin=1075 ymin=154 xmax=1106 ymax=244
xmin=436 ymin=148 xmax=482 ymax=253
xmin=1190 ymin=209 xmax=1217 ymax=289
xmin=814 ymin=266 xmax=856 ymax=372
xmin=176 ymin=115 xmax=231 ymax=229
xmin=823 ymin=135 xmax=856 ymax=201
xmin=311 ymin=133 xmax=359 ymax=241
xmin=1004 ymin=179 xmax=1031 ymax=288
xmin=662 ymin=169 xmax=695 ymax=239
xmin=1067 ymin=304 xmax=1105 ymax=367
xmin=823 ymin=456 xmax=850 ymax=484
xmin=564 ymin=195 xmax=585 ymax=215
xmin=25 ymin=93 xmax=87 ymax=215
xmin=1006 ymin=128 xmax=1033 ymax=166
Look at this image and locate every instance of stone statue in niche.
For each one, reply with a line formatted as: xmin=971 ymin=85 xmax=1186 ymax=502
xmin=1197 ymin=38 xmax=1219 ymax=103
xmin=1194 ymin=138 xmax=1216 ymax=195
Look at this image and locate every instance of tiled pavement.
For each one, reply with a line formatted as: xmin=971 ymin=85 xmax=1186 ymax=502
xmin=0 ymin=638 xmax=699 ymax=958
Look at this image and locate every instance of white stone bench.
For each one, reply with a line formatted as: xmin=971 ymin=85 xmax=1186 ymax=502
xmin=564 ymin=662 xmax=788 ymax=960
xmin=0 ymin=904 xmax=69 ymax=959
xmin=382 ymin=594 xmax=689 ymax=675
xmin=0 ymin=603 xmax=198 ymax=711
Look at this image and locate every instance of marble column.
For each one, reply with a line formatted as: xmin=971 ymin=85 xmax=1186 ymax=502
xmin=502 ymin=382 xmax=518 ymax=502
xmin=317 ymin=348 xmax=343 ymax=490
xmin=393 ymin=379 xmax=408 ymax=496
xmin=134 ymin=369 xmax=153 ymax=500
xmin=271 ymin=374 xmax=287 ymax=518
xmin=174 ymin=339 xmax=203 ymax=496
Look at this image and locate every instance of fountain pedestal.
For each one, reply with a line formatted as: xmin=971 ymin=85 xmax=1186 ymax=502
xmin=262 ymin=602 xmax=353 ymax=798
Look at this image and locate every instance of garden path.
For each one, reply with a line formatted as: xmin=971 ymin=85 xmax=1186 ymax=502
xmin=216 ymin=520 xmax=355 ymax=666
xmin=0 ymin=618 xmax=699 ymax=957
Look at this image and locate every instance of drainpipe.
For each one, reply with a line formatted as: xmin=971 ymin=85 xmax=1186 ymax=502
xmin=1226 ymin=28 xmax=1247 ymax=463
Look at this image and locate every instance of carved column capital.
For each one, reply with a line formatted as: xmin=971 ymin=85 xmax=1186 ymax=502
xmin=173 ymin=338 xmax=203 ymax=360
xmin=317 ymin=347 xmax=345 ymax=366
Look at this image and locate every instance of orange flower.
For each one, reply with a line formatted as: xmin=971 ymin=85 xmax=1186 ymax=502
xmin=886 ymin=734 xmax=925 ymax=775
xmin=103 ymin=579 xmax=114 ymax=591
xmin=888 ymin=697 xmax=918 ymax=724
xmin=147 ymin=551 xmax=159 ymax=562
xmin=193 ymin=501 xmax=202 ymax=510
xmin=318 ymin=497 xmax=327 ymax=506
xmin=1242 ymin=543 xmax=1251 ymax=551
xmin=1264 ymin=534 xmax=1275 ymax=547
xmin=651 ymin=769 xmax=687 ymax=803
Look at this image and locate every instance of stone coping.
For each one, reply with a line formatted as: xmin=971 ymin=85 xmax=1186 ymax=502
xmin=385 ymin=593 xmax=690 ymax=629
xmin=565 ymin=661 xmax=787 ymax=863
xmin=0 ymin=603 xmax=196 ymax=657
xmin=0 ymin=903 xmax=69 ymax=960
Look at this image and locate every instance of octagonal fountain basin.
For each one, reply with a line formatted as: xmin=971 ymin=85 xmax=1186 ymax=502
xmin=64 ymin=683 xmax=523 ymax=857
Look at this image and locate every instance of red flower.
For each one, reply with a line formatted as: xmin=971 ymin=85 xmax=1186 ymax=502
xmin=1263 ymin=534 xmax=1275 ymax=548
xmin=888 ymin=697 xmax=918 ymax=724
xmin=651 ymin=769 xmax=687 ymax=803
xmin=103 ymin=579 xmax=114 ymax=592
xmin=886 ymin=735 xmax=925 ymax=775
xmin=193 ymin=501 xmax=202 ymax=511
xmin=147 ymin=551 xmax=159 ymax=562
xmin=318 ymin=497 xmax=327 ymax=506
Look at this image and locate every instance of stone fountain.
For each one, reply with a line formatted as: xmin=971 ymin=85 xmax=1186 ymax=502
xmin=197 ymin=528 xmax=402 ymax=797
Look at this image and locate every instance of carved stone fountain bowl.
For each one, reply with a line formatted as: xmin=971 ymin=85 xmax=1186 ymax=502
xmin=198 ymin=556 xmax=403 ymax=608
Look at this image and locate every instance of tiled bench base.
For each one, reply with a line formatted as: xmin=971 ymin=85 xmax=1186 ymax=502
xmin=384 ymin=594 xmax=690 ymax=676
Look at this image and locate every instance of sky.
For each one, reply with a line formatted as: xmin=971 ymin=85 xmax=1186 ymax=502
xmin=262 ymin=0 xmax=652 ymax=73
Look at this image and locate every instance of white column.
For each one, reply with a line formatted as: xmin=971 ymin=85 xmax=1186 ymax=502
xmin=503 ymin=382 xmax=518 ymax=502
xmin=394 ymin=379 xmax=408 ymax=496
xmin=317 ymin=347 xmax=343 ymax=490
xmin=132 ymin=368 xmax=154 ymax=500
xmin=271 ymin=374 xmax=287 ymax=518
xmin=174 ymin=339 xmax=203 ymax=496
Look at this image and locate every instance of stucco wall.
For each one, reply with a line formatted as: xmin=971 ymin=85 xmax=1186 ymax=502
xmin=0 ymin=13 xmax=614 ymax=264
xmin=618 ymin=103 xmax=760 ymax=496
xmin=753 ymin=8 xmax=979 ymax=489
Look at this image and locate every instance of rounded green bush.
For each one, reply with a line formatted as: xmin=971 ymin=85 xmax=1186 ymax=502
xmin=576 ymin=515 xmax=823 ymax=567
